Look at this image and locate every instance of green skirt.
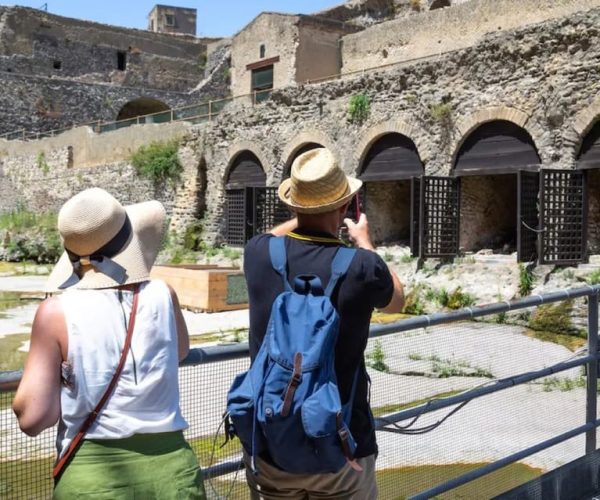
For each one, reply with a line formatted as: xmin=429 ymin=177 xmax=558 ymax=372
xmin=53 ymin=431 xmax=206 ymax=499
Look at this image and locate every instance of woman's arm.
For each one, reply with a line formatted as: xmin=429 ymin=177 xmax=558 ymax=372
xmin=12 ymin=297 xmax=66 ymax=436
xmin=167 ymin=284 xmax=189 ymax=362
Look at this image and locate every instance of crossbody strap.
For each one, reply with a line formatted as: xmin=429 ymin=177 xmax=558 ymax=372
xmin=53 ymin=284 xmax=140 ymax=481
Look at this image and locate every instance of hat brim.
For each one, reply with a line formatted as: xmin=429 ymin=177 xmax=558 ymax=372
xmin=278 ymin=176 xmax=363 ymax=214
xmin=45 ymin=200 xmax=166 ymax=292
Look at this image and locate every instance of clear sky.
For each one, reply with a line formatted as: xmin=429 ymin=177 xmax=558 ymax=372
xmin=0 ymin=1 xmax=344 ymax=37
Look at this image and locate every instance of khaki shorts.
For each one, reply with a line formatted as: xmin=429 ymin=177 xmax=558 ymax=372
xmin=243 ymin=452 xmax=377 ymax=500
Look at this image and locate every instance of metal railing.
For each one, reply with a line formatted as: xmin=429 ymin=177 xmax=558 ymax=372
xmin=1 ymin=285 xmax=600 ymax=499
xmin=0 ymin=89 xmax=274 ymax=142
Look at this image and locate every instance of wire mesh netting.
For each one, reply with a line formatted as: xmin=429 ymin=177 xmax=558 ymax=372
xmin=0 ymin=297 xmax=597 ymax=499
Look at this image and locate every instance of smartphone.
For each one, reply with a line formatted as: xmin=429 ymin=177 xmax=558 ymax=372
xmin=339 ymin=191 xmax=364 ymax=243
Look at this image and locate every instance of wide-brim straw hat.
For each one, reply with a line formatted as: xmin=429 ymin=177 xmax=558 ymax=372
xmin=46 ymin=188 xmax=166 ymax=292
xmin=278 ymin=148 xmax=362 ymax=214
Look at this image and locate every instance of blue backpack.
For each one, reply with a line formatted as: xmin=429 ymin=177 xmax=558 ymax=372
xmin=226 ymin=236 xmax=358 ymax=474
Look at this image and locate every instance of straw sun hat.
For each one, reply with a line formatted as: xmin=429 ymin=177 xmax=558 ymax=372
xmin=46 ymin=188 xmax=166 ymax=291
xmin=278 ymin=148 xmax=362 ymax=214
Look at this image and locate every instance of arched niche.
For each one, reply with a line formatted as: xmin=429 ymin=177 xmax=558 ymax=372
xmin=225 ymin=150 xmax=266 ymax=189
xmin=359 ymin=133 xmax=424 ymax=246
xmin=116 ymin=98 xmax=170 ymax=122
xmin=454 ymin=120 xmax=540 ymax=254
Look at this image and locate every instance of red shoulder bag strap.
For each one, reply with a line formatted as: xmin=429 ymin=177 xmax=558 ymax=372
xmin=53 ymin=284 xmax=140 ymax=481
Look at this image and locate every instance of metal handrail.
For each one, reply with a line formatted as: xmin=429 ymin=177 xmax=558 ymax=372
xmin=3 ymin=283 xmax=600 ymax=493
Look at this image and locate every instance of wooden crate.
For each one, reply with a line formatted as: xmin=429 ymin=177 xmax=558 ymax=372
xmin=150 ymin=265 xmax=248 ymax=312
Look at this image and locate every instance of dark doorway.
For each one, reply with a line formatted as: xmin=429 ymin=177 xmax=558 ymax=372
xmin=430 ymin=0 xmax=450 ymax=9
xmin=454 ymin=120 xmax=540 ymax=257
xmin=359 ymin=133 xmax=423 ymax=249
xmin=116 ymin=98 xmax=170 ymax=123
xmin=117 ymin=50 xmax=127 ymax=71
xmin=225 ymin=151 xmax=267 ymax=246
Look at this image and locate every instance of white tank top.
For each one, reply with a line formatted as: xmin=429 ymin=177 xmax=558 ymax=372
xmin=56 ymin=280 xmax=188 ymax=458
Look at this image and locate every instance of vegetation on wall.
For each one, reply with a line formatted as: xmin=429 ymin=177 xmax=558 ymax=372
xmin=347 ymin=94 xmax=371 ymax=124
xmin=36 ymin=151 xmax=50 ymax=175
xmin=518 ymin=263 xmax=535 ymax=296
xmin=130 ymin=140 xmax=182 ymax=186
xmin=0 ymin=208 xmax=61 ymax=263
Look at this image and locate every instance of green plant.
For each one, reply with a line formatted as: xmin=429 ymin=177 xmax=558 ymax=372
xmin=496 ymin=311 xmax=507 ymax=324
xmin=383 ymin=252 xmax=394 ymax=262
xmin=518 ymin=263 xmax=534 ymax=297
xmin=528 ymin=299 xmax=582 ymax=338
xmin=347 ymin=94 xmax=370 ymax=124
xmin=542 ymin=376 xmax=585 ymax=392
xmin=587 ymin=269 xmax=600 ymax=285
xmin=0 ymin=208 xmax=61 ymax=263
xmin=221 ymin=246 xmax=241 ymax=261
xmin=400 ymin=254 xmax=415 ymax=263
xmin=403 ymin=287 xmax=425 ymax=315
xmin=366 ymin=340 xmax=389 ymax=373
xmin=36 ymin=151 xmax=49 ymax=175
xmin=130 ymin=140 xmax=182 ymax=186
xmin=182 ymin=220 xmax=203 ymax=251
xmin=430 ymin=102 xmax=452 ymax=123
xmin=408 ymin=352 xmax=423 ymax=361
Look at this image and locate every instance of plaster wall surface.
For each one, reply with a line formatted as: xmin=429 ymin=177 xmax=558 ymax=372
xmin=295 ymin=22 xmax=350 ymax=84
xmin=341 ymin=0 xmax=600 ymax=73
xmin=230 ymin=14 xmax=298 ymax=97
xmin=0 ymin=121 xmax=192 ymax=168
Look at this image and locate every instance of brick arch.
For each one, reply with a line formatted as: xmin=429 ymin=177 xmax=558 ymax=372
xmin=451 ymin=106 xmax=545 ymax=166
xmin=353 ymin=119 xmax=427 ymax=177
xmin=224 ymin=141 xmax=271 ymax=186
xmin=281 ymin=130 xmax=337 ymax=178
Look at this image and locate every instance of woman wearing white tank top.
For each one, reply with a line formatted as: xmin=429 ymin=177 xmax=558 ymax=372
xmin=12 ymin=188 xmax=206 ymax=499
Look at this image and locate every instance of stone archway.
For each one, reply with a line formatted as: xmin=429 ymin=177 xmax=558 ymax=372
xmin=454 ymin=119 xmax=540 ymax=255
xmin=116 ymin=97 xmax=170 ymax=122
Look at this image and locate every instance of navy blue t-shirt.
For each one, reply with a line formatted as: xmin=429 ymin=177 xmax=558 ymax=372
xmin=243 ymin=229 xmax=394 ymax=458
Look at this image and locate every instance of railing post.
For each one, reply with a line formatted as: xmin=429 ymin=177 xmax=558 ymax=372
xmin=208 ymin=100 xmax=212 ymax=121
xmin=22 ymin=129 xmax=25 ymax=141
xmin=586 ymin=290 xmax=598 ymax=454
xmin=170 ymin=109 xmax=174 ymax=122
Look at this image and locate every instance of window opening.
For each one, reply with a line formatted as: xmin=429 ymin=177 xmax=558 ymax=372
xmin=259 ymin=44 xmax=266 ymax=59
xmin=251 ymin=65 xmax=273 ymax=103
xmin=165 ymin=14 xmax=175 ymax=26
xmin=53 ymin=60 xmax=62 ymax=70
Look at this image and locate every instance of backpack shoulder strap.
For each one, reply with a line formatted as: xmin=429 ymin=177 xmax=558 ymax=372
xmin=324 ymin=247 xmax=356 ymax=297
xmin=269 ymin=236 xmax=292 ymax=292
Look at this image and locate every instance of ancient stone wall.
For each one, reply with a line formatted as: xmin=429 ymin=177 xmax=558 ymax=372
xmin=0 ymin=121 xmax=193 ymax=168
xmin=4 ymin=4 xmax=600 ymax=247
xmin=0 ymin=71 xmax=195 ymax=136
xmin=194 ymin=7 xmax=600 ymax=242
xmin=230 ymin=14 xmax=298 ymax=97
xmin=341 ymin=0 xmax=600 ymax=73
xmin=0 ymin=7 xmax=211 ymax=90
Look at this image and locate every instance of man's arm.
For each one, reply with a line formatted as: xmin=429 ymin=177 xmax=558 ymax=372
xmin=269 ymin=217 xmax=298 ymax=237
xmin=344 ymin=214 xmax=405 ymax=313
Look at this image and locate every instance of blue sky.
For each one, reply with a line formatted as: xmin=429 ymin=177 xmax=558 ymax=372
xmin=0 ymin=1 xmax=343 ymax=37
